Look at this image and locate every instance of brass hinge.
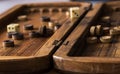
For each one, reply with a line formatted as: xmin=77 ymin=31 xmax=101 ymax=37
xmin=52 ymin=40 xmax=62 ymax=47
xmin=63 ymin=41 xmax=69 ymax=46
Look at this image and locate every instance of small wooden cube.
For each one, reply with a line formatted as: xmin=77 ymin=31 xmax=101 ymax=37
xmin=7 ymin=24 xmax=20 ymax=32
xmin=69 ymin=7 xmax=80 ymax=18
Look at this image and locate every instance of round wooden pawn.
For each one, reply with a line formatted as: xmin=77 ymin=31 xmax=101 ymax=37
xmin=18 ymin=15 xmax=27 ymax=21
xmin=2 ymin=40 xmax=14 ymax=47
xmin=100 ymin=36 xmax=112 ymax=43
xmin=39 ymin=25 xmax=47 ymax=36
xmin=7 ymin=32 xmax=15 ymax=38
xmin=48 ymin=22 xmax=54 ymax=30
xmin=90 ymin=26 xmax=96 ymax=36
xmin=24 ymin=24 xmax=34 ymax=30
xmin=96 ymin=25 xmax=103 ymax=36
xmin=12 ymin=32 xmax=24 ymax=40
xmin=103 ymin=27 xmax=110 ymax=35
xmin=54 ymin=23 xmax=61 ymax=32
xmin=29 ymin=31 xmax=40 ymax=38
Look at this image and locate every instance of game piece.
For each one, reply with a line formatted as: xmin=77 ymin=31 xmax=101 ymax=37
xmin=100 ymin=35 xmax=112 ymax=43
xmin=48 ymin=22 xmax=54 ymax=30
xmin=96 ymin=25 xmax=103 ymax=36
xmin=7 ymin=32 xmax=15 ymax=38
xmin=103 ymin=27 xmax=110 ymax=35
xmin=29 ymin=31 xmax=40 ymax=38
xmin=109 ymin=29 xmax=116 ymax=35
xmin=39 ymin=25 xmax=47 ymax=36
xmin=41 ymin=16 xmax=51 ymax=27
xmin=69 ymin=7 xmax=80 ymax=18
xmin=7 ymin=23 xmax=20 ymax=32
xmin=54 ymin=23 xmax=61 ymax=32
xmin=2 ymin=40 xmax=14 ymax=47
xmin=24 ymin=24 xmax=33 ymax=30
xmin=110 ymin=27 xmax=120 ymax=35
xmin=12 ymin=32 xmax=24 ymax=40
xmin=66 ymin=11 xmax=69 ymax=17
xmin=46 ymin=29 xmax=54 ymax=37
xmin=90 ymin=26 xmax=96 ymax=36
xmin=18 ymin=15 xmax=27 ymax=21
xmin=41 ymin=16 xmax=50 ymax=22
xmin=101 ymin=16 xmax=110 ymax=23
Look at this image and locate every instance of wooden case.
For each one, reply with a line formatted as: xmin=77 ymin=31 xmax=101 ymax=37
xmin=53 ymin=1 xmax=120 ymax=73
xmin=0 ymin=2 xmax=91 ymax=74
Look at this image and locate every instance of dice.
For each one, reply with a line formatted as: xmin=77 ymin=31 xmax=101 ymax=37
xmin=69 ymin=7 xmax=80 ymax=18
xmin=7 ymin=23 xmax=20 ymax=32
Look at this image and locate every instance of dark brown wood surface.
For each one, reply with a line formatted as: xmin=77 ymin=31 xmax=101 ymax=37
xmin=0 ymin=2 xmax=91 ymax=73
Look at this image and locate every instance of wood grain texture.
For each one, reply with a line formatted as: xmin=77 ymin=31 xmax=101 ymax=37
xmin=54 ymin=1 xmax=120 ymax=73
xmin=0 ymin=2 xmax=91 ymax=73
xmin=53 ymin=2 xmax=120 ymax=73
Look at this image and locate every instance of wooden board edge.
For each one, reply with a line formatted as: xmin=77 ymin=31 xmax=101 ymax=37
xmin=0 ymin=55 xmax=51 ymax=73
xmin=53 ymin=56 xmax=120 ymax=73
xmin=23 ymin=2 xmax=91 ymax=8
xmin=0 ymin=4 xmax=23 ymax=19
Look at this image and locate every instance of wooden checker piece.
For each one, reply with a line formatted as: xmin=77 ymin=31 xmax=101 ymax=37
xmin=18 ymin=15 xmax=28 ymax=21
xmin=0 ymin=2 xmax=91 ymax=73
xmin=24 ymin=24 xmax=34 ymax=30
xmin=12 ymin=32 xmax=24 ymax=40
xmin=29 ymin=31 xmax=40 ymax=38
xmin=38 ymin=25 xmax=47 ymax=36
xmin=90 ymin=26 xmax=96 ymax=36
xmin=2 ymin=40 xmax=14 ymax=47
xmin=100 ymin=35 xmax=112 ymax=43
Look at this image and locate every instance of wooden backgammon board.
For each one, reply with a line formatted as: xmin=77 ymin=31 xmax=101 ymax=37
xmin=0 ymin=2 xmax=92 ymax=74
xmin=53 ymin=1 xmax=120 ymax=73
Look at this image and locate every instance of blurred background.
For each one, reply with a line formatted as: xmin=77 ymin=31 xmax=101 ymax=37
xmin=0 ymin=0 xmax=117 ymax=14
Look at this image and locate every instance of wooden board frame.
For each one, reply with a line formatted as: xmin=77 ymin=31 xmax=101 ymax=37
xmin=54 ymin=1 xmax=120 ymax=73
xmin=0 ymin=2 xmax=91 ymax=73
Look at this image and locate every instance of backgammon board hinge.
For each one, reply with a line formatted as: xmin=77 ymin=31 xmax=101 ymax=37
xmin=52 ymin=40 xmax=62 ymax=47
xmin=63 ymin=41 xmax=69 ymax=46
